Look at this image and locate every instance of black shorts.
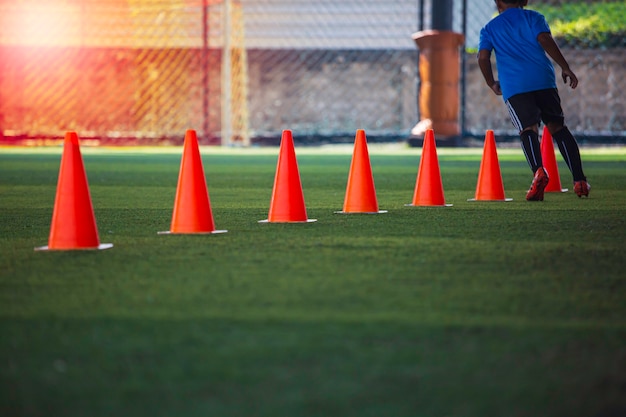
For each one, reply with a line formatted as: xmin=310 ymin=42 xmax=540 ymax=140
xmin=505 ymin=88 xmax=565 ymax=132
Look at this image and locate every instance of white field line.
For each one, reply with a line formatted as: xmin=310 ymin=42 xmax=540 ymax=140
xmin=1 ymin=144 xmax=624 ymax=157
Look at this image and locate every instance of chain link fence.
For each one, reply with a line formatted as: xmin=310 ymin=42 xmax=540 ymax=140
xmin=464 ymin=0 xmax=626 ymax=143
xmin=0 ymin=0 xmax=624 ymax=145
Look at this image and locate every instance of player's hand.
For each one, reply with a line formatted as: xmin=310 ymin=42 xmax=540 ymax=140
xmin=562 ymin=68 xmax=578 ymax=89
xmin=490 ymin=81 xmax=502 ymax=95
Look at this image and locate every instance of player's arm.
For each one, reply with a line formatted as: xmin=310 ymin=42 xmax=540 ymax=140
xmin=477 ymin=49 xmax=501 ymax=95
xmin=537 ymin=32 xmax=578 ymax=89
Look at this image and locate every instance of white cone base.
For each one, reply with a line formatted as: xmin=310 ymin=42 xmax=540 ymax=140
xmin=334 ymin=210 xmax=388 ymax=214
xmin=467 ymin=198 xmax=513 ymax=202
xmin=158 ymin=230 xmax=228 ymax=235
xmin=35 ymin=243 xmax=113 ymax=251
xmin=546 ymin=188 xmax=568 ymax=193
xmin=404 ymin=204 xmax=452 ymax=207
xmin=258 ymin=219 xmax=317 ymax=223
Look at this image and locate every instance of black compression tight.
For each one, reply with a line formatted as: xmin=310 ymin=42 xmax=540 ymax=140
xmin=552 ymin=126 xmax=586 ymax=182
xmin=520 ymin=129 xmax=542 ymax=173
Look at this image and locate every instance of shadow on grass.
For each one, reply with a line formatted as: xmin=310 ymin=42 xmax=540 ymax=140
xmin=1 ymin=318 xmax=625 ymax=417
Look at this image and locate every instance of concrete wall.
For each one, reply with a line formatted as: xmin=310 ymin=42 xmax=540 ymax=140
xmin=464 ymin=49 xmax=626 ymax=137
xmin=246 ymin=48 xmax=625 ymax=139
xmin=0 ymin=47 xmax=622 ymax=142
xmin=246 ymin=49 xmax=418 ymax=138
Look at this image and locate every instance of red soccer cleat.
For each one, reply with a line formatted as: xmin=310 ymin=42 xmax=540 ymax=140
xmin=526 ymin=167 xmax=550 ymax=201
xmin=574 ymin=180 xmax=590 ymax=198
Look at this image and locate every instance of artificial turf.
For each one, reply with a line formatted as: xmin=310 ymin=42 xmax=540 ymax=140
xmin=1 ymin=144 xmax=625 ymax=417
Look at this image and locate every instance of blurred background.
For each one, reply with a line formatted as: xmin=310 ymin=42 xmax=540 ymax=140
xmin=0 ymin=0 xmax=624 ymax=146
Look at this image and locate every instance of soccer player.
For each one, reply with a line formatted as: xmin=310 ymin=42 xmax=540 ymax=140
xmin=478 ymin=0 xmax=590 ymax=200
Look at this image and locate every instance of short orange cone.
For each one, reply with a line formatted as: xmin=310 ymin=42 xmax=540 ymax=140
xmin=540 ymin=126 xmax=568 ymax=193
xmin=35 ymin=132 xmax=113 ymax=251
xmin=336 ymin=129 xmax=387 ymax=214
xmin=259 ymin=130 xmax=316 ymax=223
xmin=468 ymin=130 xmax=512 ymax=202
xmin=159 ymin=129 xmax=227 ymax=234
xmin=406 ymin=129 xmax=452 ymax=207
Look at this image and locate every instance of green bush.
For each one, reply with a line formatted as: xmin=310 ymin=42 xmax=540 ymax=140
xmin=529 ymin=2 xmax=626 ymax=48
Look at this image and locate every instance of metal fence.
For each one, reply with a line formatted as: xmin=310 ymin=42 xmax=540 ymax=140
xmin=462 ymin=0 xmax=626 ymax=142
xmin=0 ymin=0 xmax=624 ymax=145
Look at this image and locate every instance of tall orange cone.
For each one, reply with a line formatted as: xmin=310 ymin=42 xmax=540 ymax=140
xmin=259 ymin=130 xmax=316 ymax=223
xmin=540 ymin=125 xmax=568 ymax=193
xmin=336 ymin=129 xmax=387 ymax=214
xmin=468 ymin=130 xmax=512 ymax=202
xmin=159 ymin=129 xmax=227 ymax=234
xmin=35 ymin=132 xmax=113 ymax=251
xmin=406 ymin=129 xmax=452 ymax=207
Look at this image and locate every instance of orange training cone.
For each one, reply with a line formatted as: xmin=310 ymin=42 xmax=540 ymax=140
xmin=259 ymin=130 xmax=316 ymax=223
xmin=35 ymin=132 xmax=113 ymax=251
xmin=540 ymin=126 xmax=568 ymax=193
xmin=336 ymin=129 xmax=387 ymax=214
xmin=468 ymin=130 xmax=512 ymax=202
xmin=159 ymin=129 xmax=227 ymax=234
xmin=406 ymin=129 xmax=452 ymax=207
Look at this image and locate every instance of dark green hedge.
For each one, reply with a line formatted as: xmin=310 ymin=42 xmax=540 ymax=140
xmin=529 ymin=2 xmax=626 ymax=48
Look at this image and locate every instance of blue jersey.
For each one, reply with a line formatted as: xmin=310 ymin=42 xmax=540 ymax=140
xmin=479 ymin=8 xmax=556 ymax=101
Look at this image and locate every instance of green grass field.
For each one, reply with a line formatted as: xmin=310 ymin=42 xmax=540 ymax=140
xmin=1 ymin=144 xmax=625 ymax=417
